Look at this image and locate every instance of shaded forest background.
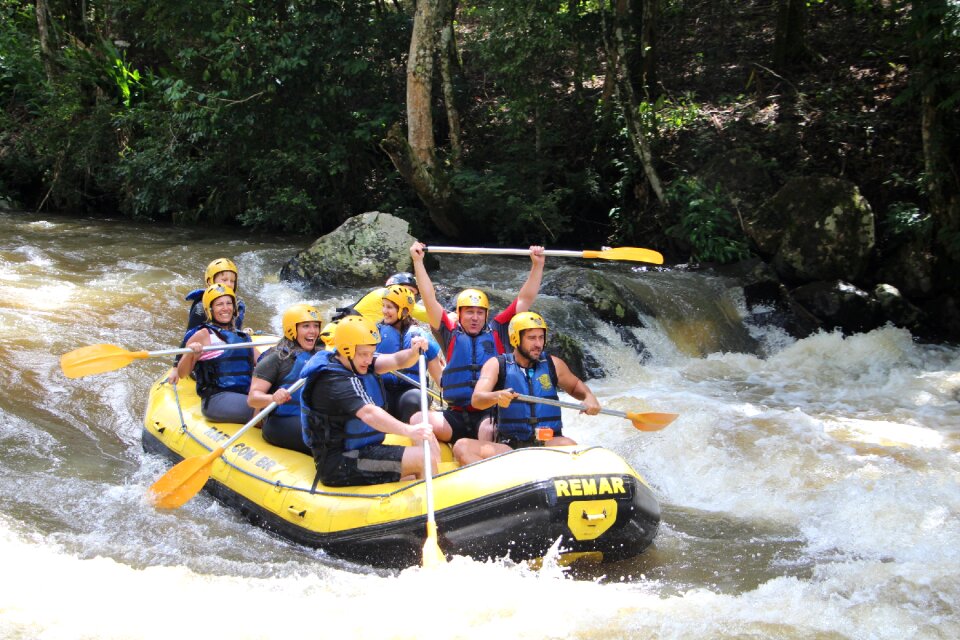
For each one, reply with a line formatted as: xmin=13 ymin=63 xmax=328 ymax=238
xmin=1 ymin=0 xmax=958 ymax=271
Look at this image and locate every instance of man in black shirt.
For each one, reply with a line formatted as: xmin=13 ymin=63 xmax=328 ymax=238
xmin=300 ymin=315 xmax=440 ymax=487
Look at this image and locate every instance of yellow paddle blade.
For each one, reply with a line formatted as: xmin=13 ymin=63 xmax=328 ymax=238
xmin=625 ymin=411 xmax=678 ymax=432
xmin=422 ymin=521 xmax=446 ymax=568
xmin=148 ymin=447 xmax=224 ymax=509
xmin=582 ymin=247 xmax=664 ymax=265
xmin=60 ymin=344 xmax=150 ymax=379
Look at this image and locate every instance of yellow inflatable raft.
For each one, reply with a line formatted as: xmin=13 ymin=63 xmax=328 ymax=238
xmin=142 ymin=374 xmax=661 ymax=568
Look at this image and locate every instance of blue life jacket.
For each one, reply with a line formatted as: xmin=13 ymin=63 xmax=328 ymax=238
xmin=441 ymin=326 xmax=504 ymax=407
xmin=300 ymin=350 xmax=387 ymax=452
xmin=495 ymin=353 xmax=562 ymax=441
xmin=270 ymin=349 xmax=313 ymax=418
xmin=376 ymin=322 xmax=440 ymax=391
xmin=193 ymin=324 xmax=253 ymax=398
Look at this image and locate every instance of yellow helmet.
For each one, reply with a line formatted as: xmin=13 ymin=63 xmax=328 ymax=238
xmin=508 ymin=311 xmax=547 ymax=348
xmin=333 ymin=315 xmax=381 ymax=358
xmin=201 ymin=283 xmax=237 ymax=321
xmin=282 ymin=303 xmax=321 ymax=341
xmin=319 ymin=321 xmax=338 ymax=349
xmin=204 ymin=258 xmax=239 ymax=290
xmin=382 ymin=285 xmax=416 ymax=319
xmin=455 ymin=288 xmax=489 ymax=313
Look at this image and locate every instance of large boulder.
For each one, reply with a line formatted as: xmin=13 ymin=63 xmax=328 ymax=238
xmin=873 ymin=283 xmax=928 ymax=334
xmin=876 ymin=238 xmax=937 ymax=299
xmin=789 ymin=280 xmax=882 ymax=334
xmin=280 ymin=212 xmax=422 ymax=288
xmin=714 ymin=257 xmax=821 ymax=339
xmin=540 ymin=267 xmax=652 ymax=326
xmin=745 ymin=177 xmax=875 ymax=283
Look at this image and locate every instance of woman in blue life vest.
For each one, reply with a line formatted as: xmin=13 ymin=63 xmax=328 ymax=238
xmin=247 ymin=303 xmax=321 ymax=454
xmin=461 ymin=312 xmax=601 ymax=465
xmin=169 ymin=257 xmax=247 ymax=383
xmin=299 ymin=315 xmax=439 ymax=487
xmin=176 ymin=283 xmax=255 ymax=424
xmin=408 ymin=241 xmax=546 ymax=447
xmin=376 ymin=284 xmax=443 ymax=422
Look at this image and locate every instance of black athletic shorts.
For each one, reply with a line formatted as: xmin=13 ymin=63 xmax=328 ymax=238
xmin=443 ymin=407 xmax=494 ymax=443
xmin=320 ymin=444 xmax=405 ymax=487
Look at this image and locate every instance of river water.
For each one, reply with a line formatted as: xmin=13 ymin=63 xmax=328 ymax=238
xmin=1 ymin=210 xmax=958 ymax=639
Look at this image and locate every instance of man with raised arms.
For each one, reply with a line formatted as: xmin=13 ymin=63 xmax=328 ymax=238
xmin=408 ymin=241 xmax=545 ymax=465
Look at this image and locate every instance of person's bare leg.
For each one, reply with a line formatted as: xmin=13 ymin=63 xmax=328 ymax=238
xmin=452 ymin=438 xmax=510 ymax=465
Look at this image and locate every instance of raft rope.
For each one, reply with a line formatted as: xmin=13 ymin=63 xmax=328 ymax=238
xmin=168 ymin=413 xmax=592 ymax=500
xmin=167 ymin=381 xmax=189 ymax=432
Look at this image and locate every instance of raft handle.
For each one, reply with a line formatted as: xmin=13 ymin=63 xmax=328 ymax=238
xmin=288 ymin=506 xmax=307 ymax=518
xmin=581 ymin=509 xmax=607 ymax=521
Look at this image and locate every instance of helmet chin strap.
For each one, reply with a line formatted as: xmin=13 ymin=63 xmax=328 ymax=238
xmin=347 ymin=357 xmax=361 ymax=376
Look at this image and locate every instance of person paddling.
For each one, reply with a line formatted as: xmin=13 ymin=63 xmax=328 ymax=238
xmin=408 ymin=241 xmax=545 ymax=460
xmin=299 ymin=315 xmax=440 ymax=487
xmin=176 ymin=283 xmax=255 ymax=424
xmin=246 ymin=303 xmax=321 ymax=454
xmin=458 ymin=311 xmax=601 ymax=464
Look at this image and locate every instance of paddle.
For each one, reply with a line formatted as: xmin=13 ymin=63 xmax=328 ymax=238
xmin=514 ymin=393 xmax=677 ymax=432
xmin=393 ymin=369 xmax=673 ymax=431
xmin=417 ymin=354 xmax=446 ymax=567
xmin=61 ymin=340 xmax=278 ymax=379
xmin=392 ymin=369 xmax=444 ymax=404
xmin=148 ymin=378 xmax=306 ymax=510
xmin=424 ymin=245 xmax=664 ymax=265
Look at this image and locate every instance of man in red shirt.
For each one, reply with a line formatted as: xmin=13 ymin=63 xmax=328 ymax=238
xmin=409 ymin=241 xmax=545 ymax=465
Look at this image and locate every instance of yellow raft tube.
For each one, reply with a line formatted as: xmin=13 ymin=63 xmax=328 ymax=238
xmin=142 ymin=374 xmax=661 ymax=568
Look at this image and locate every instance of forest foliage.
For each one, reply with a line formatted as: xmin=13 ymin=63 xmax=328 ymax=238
xmin=1 ymin=0 xmax=958 ymax=266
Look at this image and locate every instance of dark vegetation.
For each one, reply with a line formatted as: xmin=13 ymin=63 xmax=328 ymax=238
xmin=1 ymin=1 xmax=957 ymax=274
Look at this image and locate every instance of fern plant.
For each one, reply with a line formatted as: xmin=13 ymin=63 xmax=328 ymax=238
xmin=666 ymin=176 xmax=752 ymax=264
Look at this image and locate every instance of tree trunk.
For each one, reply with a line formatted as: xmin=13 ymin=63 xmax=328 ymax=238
xmin=773 ymin=0 xmax=808 ymax=72
xmin=35 ymin=0 xmax=55 ymax=82
xmin=913 ymin=0 xmax=960 ymax=264
xmin=624 ymin=0 xmax=658 ymax=98
xmin=381 ymin=123 xmax=457 ymax=225
xmin=639 ymin=0 xmax=658 ymax=97
xmin=381 ymin=0 xmax=461 ymax=238
xmin=439 ymin=0 xmax=463 ymax=168
xmin=605 ymin=0 xmax=666 ymax=205
xmin=407 ymin=0 xmax=439 ymax=166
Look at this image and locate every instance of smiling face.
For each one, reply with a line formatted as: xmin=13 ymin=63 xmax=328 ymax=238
xmin=210 ymin=295 xmax=235 ymax=325
xmin=458 ymin=306 xmax=487 ymax=335
xmin=381 ymin=299 xmax=400 ymax=325
xmin=295 ymin=321 xmax=321 ymax=351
